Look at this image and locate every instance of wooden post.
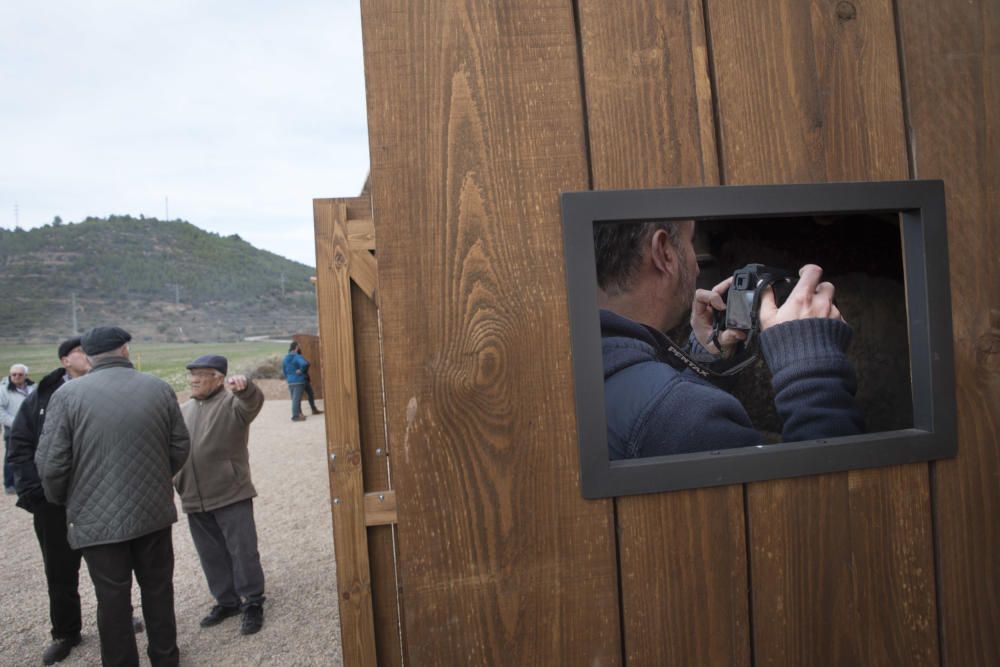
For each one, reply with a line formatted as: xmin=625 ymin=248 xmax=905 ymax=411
xmin=313 ymin=199 xmax=378 ymax=665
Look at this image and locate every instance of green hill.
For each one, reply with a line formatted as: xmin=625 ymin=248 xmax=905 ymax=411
xmin=0 ymin=215 xmax=318 ymax=343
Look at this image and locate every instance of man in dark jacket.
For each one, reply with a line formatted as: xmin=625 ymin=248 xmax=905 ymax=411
xmin=595 ymin=220 xmax=864 ymax=459
xmin=7 ymin=337 xmax=90 ymax=664
xmin=36 ymin=326 xmax=190 ymax=667
xmin=174 ymin=354 xmax=267 ymax=635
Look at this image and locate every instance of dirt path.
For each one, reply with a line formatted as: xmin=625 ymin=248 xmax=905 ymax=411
xmin=0 ymin=386 xmax=343 ymax=666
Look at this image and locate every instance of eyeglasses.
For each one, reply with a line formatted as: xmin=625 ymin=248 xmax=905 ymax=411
xmin=10 ymin=372 xmax=25 ymax=377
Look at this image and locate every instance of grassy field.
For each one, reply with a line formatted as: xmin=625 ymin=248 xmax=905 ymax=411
xmin=0 ymin=341 xmax=288 ymax=391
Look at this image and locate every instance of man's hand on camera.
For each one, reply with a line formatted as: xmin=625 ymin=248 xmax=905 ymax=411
xmin=759 ymin=264 xmax=843 ymax=330
xmin=692 ymin=276 xmax=748 ymax=357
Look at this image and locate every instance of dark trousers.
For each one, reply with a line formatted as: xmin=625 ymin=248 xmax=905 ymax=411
xmin=82 ymin=527 xmax=178 ymax=667
xmin=3 ymin=429 xmax=13 ymax=488
xmin=33 ymin=503 xmax=83 ymax=639
xmin=303 ymin=381 xmax=319 ymax=411
xmin=187 ymin=499 xmax=266 ymax=609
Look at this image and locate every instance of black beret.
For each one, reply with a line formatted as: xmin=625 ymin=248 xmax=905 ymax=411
xmin=186 ymin=354 xmax=228 ymax=375
xmin=57 ymin=336 xmax=83 ymax=359
xmin=81 ymin=327 xmax=132 ymax=355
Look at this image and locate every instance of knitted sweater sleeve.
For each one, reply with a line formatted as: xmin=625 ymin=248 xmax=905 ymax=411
xmin=761 ymin=318 xmax=865 ymax=441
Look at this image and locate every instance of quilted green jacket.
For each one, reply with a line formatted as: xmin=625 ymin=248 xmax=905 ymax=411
xmin=36 ymin=356 xmax=190 ymax=549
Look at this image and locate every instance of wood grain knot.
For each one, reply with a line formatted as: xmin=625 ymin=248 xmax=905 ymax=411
xmin=977 ymin=330 xmax=1000 ymax=371
xmin=334 ymin=250 xmax=348 ymax=269
xmin=836 ymin=1 xmax=857 ymax=20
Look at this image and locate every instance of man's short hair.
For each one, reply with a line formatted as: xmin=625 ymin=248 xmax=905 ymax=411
xmin=594 ymin=220 xmax=682 ymax=294
xmin=288 ymin=341 xmax=299 ymax=352
xmin=9 ymin=363 xmax=28 ymax=374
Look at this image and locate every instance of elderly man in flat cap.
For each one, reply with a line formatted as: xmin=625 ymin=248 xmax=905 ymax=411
xmin=174 ymin=354 xmax=267 ymax=636
xmin=36 ymin=326 xmax=190 ymax=667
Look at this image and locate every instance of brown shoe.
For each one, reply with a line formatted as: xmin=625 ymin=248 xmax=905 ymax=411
xmin=291 ymin=415 xmax=307 ymax=422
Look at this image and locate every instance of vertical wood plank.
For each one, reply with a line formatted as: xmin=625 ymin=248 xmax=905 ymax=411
xmin=705 ymin=0 xmax=940 ymax=664
xmin=352 ymin=273 xmax=407 ymax=667
xmin=313 ymin=199 xmax=378 ymax=666
xmin=359 ymin=1 xmax=622 ymax=664
xmin=577 ymin=1 xmax=750 ymax=665
xmin=897 ymin=1 xmax=1000 ymax=663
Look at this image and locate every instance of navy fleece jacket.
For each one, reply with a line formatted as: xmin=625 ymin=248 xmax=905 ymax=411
xmin=601 ymin=309 xmax=865 ymax=459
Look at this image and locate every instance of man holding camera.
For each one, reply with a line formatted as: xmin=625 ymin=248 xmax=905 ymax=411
xmin=596 ymin=220 xmax=864 ymax=459
xmin=174 ymin=355 xmax=267 ymax=636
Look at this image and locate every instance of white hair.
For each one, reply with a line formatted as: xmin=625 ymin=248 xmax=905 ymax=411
xmin=10 ymin=364 xmax=28 ymax=374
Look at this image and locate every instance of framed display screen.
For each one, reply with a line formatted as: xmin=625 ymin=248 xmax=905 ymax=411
xmin=560 ymin=180 xmax=956 ymax=498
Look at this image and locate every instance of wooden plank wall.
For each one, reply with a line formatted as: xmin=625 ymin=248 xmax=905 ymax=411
xmin=352 ymin=0 xmax=1000 ymax=664
xmin=897 ymin=1 xmax=1000 ymax=664
xmin=705 ymin=2 xmax=939 ymax=665
xmin=359 ymin=2 xmax=622 ymax=664
xmin=576 ymin=3 xmax=749 ymax=665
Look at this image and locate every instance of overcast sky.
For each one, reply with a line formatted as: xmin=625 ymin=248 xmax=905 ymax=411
xmin=0 ymin=1 xmax=370 ymax=267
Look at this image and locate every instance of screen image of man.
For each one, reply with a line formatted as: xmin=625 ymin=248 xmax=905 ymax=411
xmin=595 ymin=220 xmax=864 ymax=458
xmin=36 ymin=326 xmax=190 ymax=667
xmin=173 ymin=354 xmax=267 ymax=636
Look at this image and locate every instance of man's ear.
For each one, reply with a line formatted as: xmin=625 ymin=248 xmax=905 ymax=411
xmin=648 ymin=229 xmax=678 ymax=277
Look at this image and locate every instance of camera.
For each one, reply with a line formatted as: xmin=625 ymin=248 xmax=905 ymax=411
xmin=712 ymin=263 xmax=794 ymax=346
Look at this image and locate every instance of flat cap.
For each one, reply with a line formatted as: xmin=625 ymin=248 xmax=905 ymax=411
xmin=81 ymin=326 xmax=132 ymax=356
xmin=57 ymin=336 xmax=83 ymax=359
xmin=186 ymin=354 xmax=228 ymax=375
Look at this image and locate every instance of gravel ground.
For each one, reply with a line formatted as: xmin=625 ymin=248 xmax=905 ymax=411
xmin=0 ymin=381 xmax=343 ymax=666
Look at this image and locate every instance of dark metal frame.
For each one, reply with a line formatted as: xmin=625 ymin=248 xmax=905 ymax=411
xmin=560 ymin=180 xmax=956 ymax=498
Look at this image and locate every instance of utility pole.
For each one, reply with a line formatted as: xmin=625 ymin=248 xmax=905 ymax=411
xmin=280 ymin=272 xmax=286 ymax=297
xmin=165 ymin=196 xmax=169 ymax=221
xmin=71 ymin=292 xmax=79 ymax=335
xmin=166 ymin=283 xmax=180 ymax=304
xmin=14 ymin=203 xmax=19 ymax=227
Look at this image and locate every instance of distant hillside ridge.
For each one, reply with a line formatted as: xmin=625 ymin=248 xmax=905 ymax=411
xmin=0 ymin=215 xmax=318 ymax=343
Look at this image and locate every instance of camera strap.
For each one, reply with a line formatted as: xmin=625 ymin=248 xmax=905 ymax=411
xmin=641 ymin=324 xmax=762 ymax=379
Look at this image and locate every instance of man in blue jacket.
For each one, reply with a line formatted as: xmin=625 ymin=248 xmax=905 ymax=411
xmin=282 ymin=342 xmax=309 ymax=422
xmin=595 ymin=220 xmax=864 ymax=459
